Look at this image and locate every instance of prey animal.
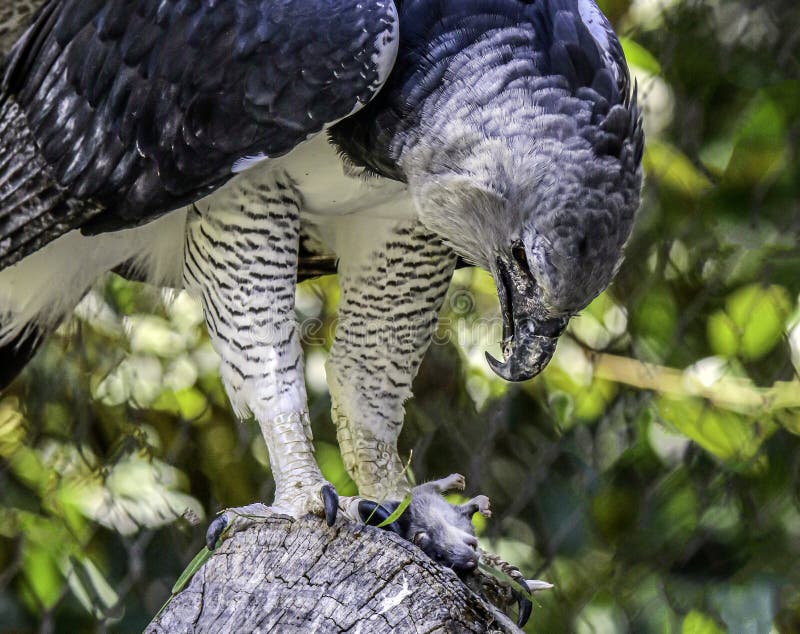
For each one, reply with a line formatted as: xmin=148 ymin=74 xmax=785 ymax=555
xmin=357 ymin=473 xmax=490 ymax=575
xmin=356 ymin=473 xmax=541 ymax=628
xmin=0 ymin=0 xmax=643 ymax=570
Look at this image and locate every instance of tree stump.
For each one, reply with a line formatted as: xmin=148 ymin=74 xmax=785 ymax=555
xmin=147 ymin=515 xmax=522 ymax=633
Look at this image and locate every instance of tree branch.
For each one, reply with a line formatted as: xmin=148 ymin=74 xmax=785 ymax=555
xmin=146 ymin=516 xmax=522 ymax=633
xmin=587 ymin=350 xmax=800 ymax=414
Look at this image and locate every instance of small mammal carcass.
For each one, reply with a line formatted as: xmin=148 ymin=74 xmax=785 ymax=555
xmin=357 ymin=473 xmax=490 ymax=575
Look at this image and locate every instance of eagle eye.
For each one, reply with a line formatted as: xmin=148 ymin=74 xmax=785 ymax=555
xmin=512 ymin=243 xmax=529 ymax=270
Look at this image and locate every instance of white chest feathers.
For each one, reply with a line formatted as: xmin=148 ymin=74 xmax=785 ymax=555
xmin=237 ymin=133 xmax=415 ymax=222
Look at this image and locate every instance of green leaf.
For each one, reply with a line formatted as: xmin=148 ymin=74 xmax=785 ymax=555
xmin=22 ymin=546 xmax=63 ymax=610
xmin=573 ymin=378 xmax=617 ymax=422
xmin=173 ymin=387 xmax=209 ymax=421
xmin=631 ymin=285 xmax=678 ymax=361
xmin=376 ymin=492 xmax=412 ymax=528
xmin=707 ymin=284 xmax=791 ymax=360
xmin=644 ymin=141 xmax=713 ymax=198
xmin=619 ymin=37 xmax=661 ymax=75
xmin=548 ymin=391 xmax=574 ymax=428
xmin=723 ymin=93 xmax=789 ymax=187
xmin=316 ymin=441 xmax=358 ymax=497
xmin=682 ymin=610 xmax=724 ymax=634
xmin=774 ymin=410 xmax=800 ymax=436
xmin=699 ymin=139 xmax=736 ymax=175
xmin=363 ymin=447 xmax=413 ymax=526
xmin=657 ymin=396 xmax=776 ymax=462
xmin=64 ymin=556 xmax=120 ymax=620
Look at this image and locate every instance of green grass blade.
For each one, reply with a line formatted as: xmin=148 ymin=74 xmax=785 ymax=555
xmin=151 ymin=546 xmax=214 ymax=626
xmin=376 ymin=492 xmax=412 ymax=528
xmin=171 ymin=547 xmax=213 ymax=594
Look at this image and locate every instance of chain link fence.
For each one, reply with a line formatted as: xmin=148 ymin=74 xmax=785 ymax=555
xmin=1 ymin=0 xmax=799 ymax=631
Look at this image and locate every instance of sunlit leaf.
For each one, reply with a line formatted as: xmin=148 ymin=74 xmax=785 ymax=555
xmin=124 ymin=314 xmax=189 ymax=357
xmin=22 ymin=547 xmax=63 ymax=610
xmin=724 ymin=93 xmax=789 ymax=187
xmin=0 ymin=398 xmax=26 ymax=458
xmin=620 ymin=37 xmax=661 ymax=75
xmin=644 ymin=141 xmax=713 ymax=198
xmin=682 ymin=610 xmax=724 ymax=634
xmin=174 ymin=387 xmax=209 ymax=421
xmin=657 ymin=397 xmax=776 ymax=461
xmin=774 ymin=410 xmax=800 ymax=436
xmin=707 ymin=284 xmax=791 ymax=360
xmin=574 ymin=378 xmax=617 ymax=422
xmin=64 ymin=556 xmax=121 ymax=620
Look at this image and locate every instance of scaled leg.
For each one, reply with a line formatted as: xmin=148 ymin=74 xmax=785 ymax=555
xmin=326 ymin=218 xmax=456 ymax=501
xmin=183 ymin=173 xmax=336 ymax=544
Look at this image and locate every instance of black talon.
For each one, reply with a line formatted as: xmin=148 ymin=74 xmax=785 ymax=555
xmin=357 ymin=500 xmax=402 ymax=534
xmin=322 ymin=484 xmax=338 ymax=527
xmin=206 ymin=515 xmax=229 ymax=551
xmin=512 ymin=579 xmax=533 ymax=628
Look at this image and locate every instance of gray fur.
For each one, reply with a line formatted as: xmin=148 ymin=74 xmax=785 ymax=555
xmin=362 ymin=474 xmax=491 ymax=575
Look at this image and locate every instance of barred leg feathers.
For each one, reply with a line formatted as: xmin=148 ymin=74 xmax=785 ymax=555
xmin=184 ymin=174 xmax=335 ymax=540
xmin=325 ymin=218 xmax=456 ymax=500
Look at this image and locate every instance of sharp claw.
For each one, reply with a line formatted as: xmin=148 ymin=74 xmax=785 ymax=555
xmin=322 ymin=484 xmax=338 ymax=526
xmin=206 ymin=514 xmax=229 ymax=551
xmin=512 ymin=578 xmax=533 ymax=628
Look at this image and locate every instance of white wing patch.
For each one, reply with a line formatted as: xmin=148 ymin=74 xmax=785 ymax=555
xmin=577 ymin=0 xmax=621 ymax=82
xmin=343 ymin=0 xmax=400 ymax=120
xmin=0 ymin=211 xmax=186 ymax=344
xmin=232 ymin=152 xmax=269 ymax=174
xmin=373 ymin=1 xmax=400 ymax=88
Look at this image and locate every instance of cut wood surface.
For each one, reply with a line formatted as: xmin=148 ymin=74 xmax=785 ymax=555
xmin=147 ymin=515 xmax=522 ymax=633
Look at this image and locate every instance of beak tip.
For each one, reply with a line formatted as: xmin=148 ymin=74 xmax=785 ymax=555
xmin=485 ymin=335 xmax=560 ymax=382
xmin=485 ymin=351 xmax=510 ymax=380
xmin=484 ymin=350 xmax=531 ymax=382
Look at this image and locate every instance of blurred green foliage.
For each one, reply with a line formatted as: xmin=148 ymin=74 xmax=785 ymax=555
xmin=2 ymin=0 xmax=800 ymax=632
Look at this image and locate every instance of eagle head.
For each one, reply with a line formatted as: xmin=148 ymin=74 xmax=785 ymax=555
xmin=409 ymin=100 xmax=643 ymax=381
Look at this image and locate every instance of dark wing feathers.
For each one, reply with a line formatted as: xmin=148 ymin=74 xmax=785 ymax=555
xmin=1 ymin=0 xmax=396 ymax=249
xmin=333 ymin=0 xmax=641 ymax=175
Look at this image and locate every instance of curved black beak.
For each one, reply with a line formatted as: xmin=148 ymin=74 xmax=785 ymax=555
xmin=485 ymin=253 xmax=568 ymax=382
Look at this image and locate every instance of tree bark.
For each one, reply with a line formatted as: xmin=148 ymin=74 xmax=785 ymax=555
xmin=147 ymin=515 xmax=522 ymax=633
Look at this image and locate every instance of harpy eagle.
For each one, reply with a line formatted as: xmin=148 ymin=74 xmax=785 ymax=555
xmin=0 ymin=0 xmax=642 ymax=558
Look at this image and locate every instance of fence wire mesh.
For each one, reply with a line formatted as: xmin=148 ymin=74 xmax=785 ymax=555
xmin=1 ymin=0 xmax=799 ymax=631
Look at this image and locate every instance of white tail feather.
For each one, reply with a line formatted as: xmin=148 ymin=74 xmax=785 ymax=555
xmin=0 ymin=209 xmax=187 ymax=344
